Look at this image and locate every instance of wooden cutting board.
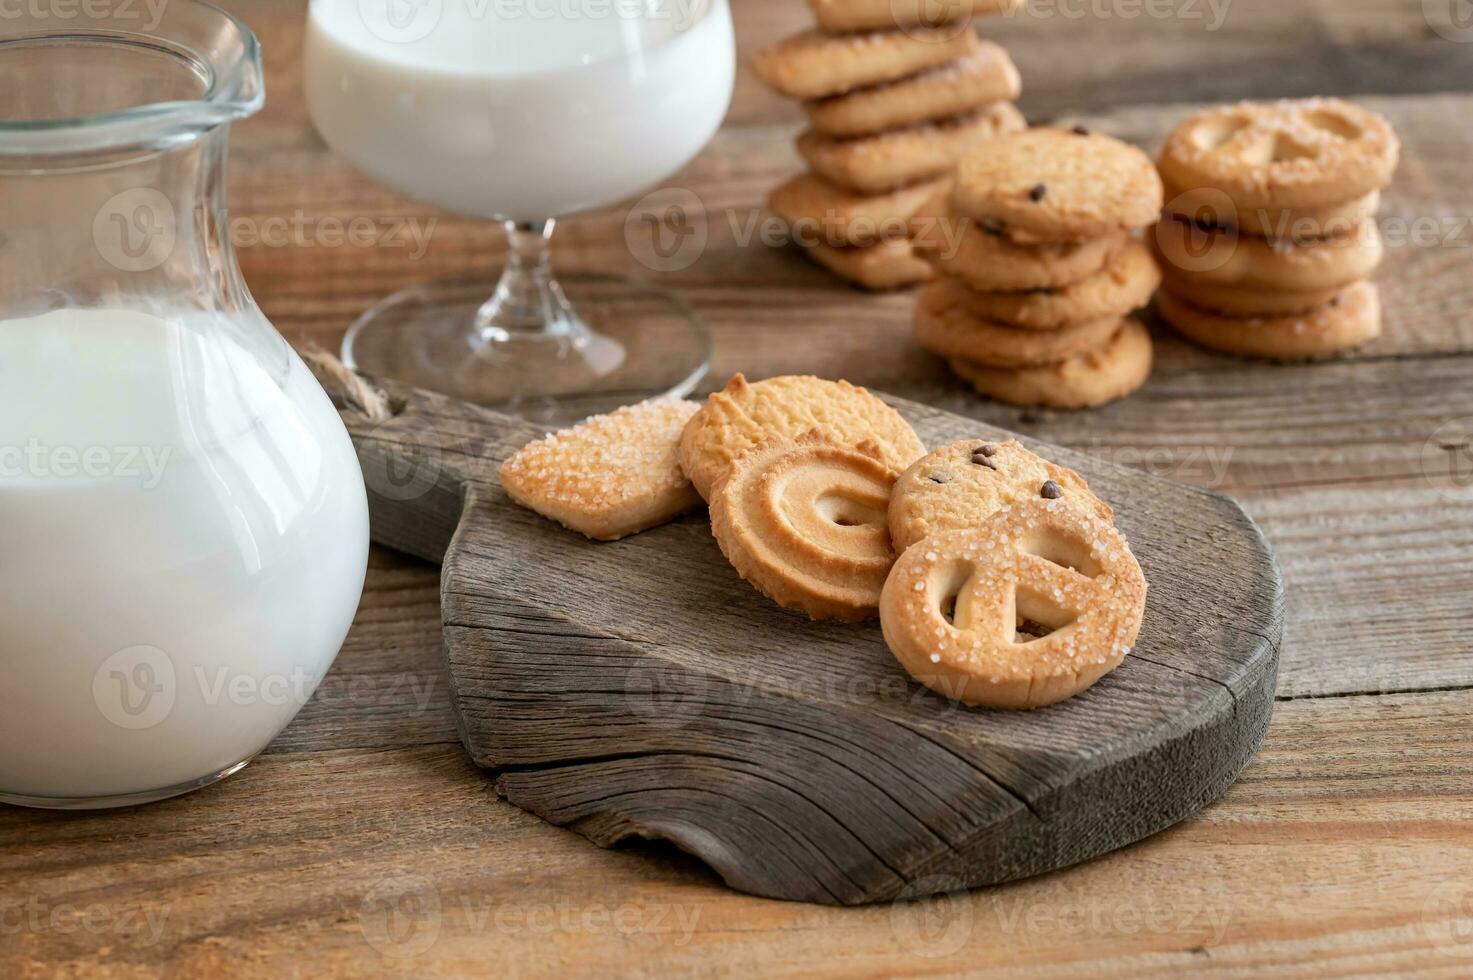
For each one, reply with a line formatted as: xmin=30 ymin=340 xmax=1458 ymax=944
xmin=331 ymin=375 xmax=1282 ymax=907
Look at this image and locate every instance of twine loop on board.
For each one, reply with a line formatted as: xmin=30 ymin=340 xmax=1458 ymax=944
xmin=301 ymin=345 xmax=395 ymax=423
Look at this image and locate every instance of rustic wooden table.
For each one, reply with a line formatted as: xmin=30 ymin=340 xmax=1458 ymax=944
xmin=6 ymin=1 xmax=1473 ymax=976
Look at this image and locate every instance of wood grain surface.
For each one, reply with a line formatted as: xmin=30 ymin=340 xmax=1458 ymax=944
xmin=331 ymin=381 xmax=1280 ymax=904
xmin=5 ymin=0 xmax=1473 ymax=975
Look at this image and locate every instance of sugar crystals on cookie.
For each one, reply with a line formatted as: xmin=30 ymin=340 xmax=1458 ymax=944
xmin=500 ymin=399 xmax=703 ymax=541
xmin=1152 ymin=97 xmax=1398 ymax=360
xmin=880 ymin=499 xmax=1147 ymax=709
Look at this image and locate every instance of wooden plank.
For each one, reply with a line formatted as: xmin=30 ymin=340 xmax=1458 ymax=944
xmin=232 ymin=95 xmax=1473 ymax=369
xmin=217 ymin=0 xmax=1473 ymax=137
xmin=725 ymin=0 xmax=1473 ymax=125
xmin=328 ymin=382 xmax=1279 ymax=903
xmin=5 ymin=688 xmax=1471 ymax=977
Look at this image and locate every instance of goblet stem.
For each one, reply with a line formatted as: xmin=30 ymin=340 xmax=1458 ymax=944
xmin=474 ymin=218 xmax=580 ymax=344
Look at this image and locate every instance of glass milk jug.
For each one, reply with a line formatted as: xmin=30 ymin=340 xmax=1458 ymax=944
xmin=0 ymin=2 xmax=370 ymax=808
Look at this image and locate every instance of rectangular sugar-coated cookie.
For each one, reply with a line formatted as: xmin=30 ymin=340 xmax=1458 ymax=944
xmin=500 ymin=399 xmax=703 ymax=541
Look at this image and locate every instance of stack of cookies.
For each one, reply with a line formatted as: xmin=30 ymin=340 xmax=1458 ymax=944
xmin=912 ymin=128 xmax=1164 ymax=409
xmin=752 ymin=0 xmax=1026 ymax=290
xmin=1152 ymin=98 xmax=1400 ymax=361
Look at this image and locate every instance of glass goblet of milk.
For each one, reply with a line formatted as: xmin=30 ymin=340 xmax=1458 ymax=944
xmin=305 ymin=0 xmax=736 ymax=422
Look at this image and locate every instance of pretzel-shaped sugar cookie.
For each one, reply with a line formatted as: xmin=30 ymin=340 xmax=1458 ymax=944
xmin=711 ymin=436 xmax=899 ymax=622
xmin=1158 ymin=98 xmax=1399 ymax=212
xmin=881 ymin=499 xmax=1146 ymax=709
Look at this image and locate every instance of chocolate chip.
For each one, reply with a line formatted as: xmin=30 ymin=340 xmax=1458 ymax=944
xmin=974 ymin=444 xmax=997 ymax=457
xmin=981 ymin=217 xmax=1007 ymax=236
xmin=972 ymin=453 xmax=997 ymax=469
xmin=1040 ymin=480 xmax=1062 ymax=499
xmin=929 ymin=472 xmax=952 ymax=484
xmin=1329 ymin=296 xmax=1342 ymax=308
xmin=1071 ymin=124 xmax=1090 ymax=136
xmin=1029 ymin=183 xmax=1047 ymax=202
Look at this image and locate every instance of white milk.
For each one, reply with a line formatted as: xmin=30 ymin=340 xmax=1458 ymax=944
xmin=304 ymin=0 xmax=735 ymax=219
xmin=0 ymin=308 xmax=370 ymax=803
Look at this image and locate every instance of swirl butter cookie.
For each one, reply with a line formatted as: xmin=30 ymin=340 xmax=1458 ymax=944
xmin=940 ymin=239 xmax=1160 ymax=330
xmin=680 ymin=374 xmax=926 ymax=500
xmin=949 ymin=318 xmax=1153 ymax=409
xmin=769 ymin=173 xmax=949 ymax=247
xmin=914 ymin=279 xmax=1121 ymax=367
xmin=1158 ymin=281 xmax=1381 ymax=361
xmin=881 ymin=499 xmax=1147 ymax=709
xmin=807 ymin=0 xmax=1023 ymax=33
xmin=804 ymin=237 xmax=935 ymax=290
xmin=889 ymin=438 xmax=1113 ymax=553
xmin=750 ymin=28 xmax=980 ymax=101
xmin=1151 ymin=215 xmax=1383 ymax=293
xmin=710 ymin=436 xmax=898 ymax=622
xmin=1158 ymin=98 xmax=1399 ymax=213
xmin=952 ymin=128 xmax=1164 ymax=243
xmin=803 ymin=44 xmax=1021 ymax=138
xmin=500 ymin=399 xmax=702 ymax=541
xmin=798 ymin=102 xmax=1026 ymax=194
